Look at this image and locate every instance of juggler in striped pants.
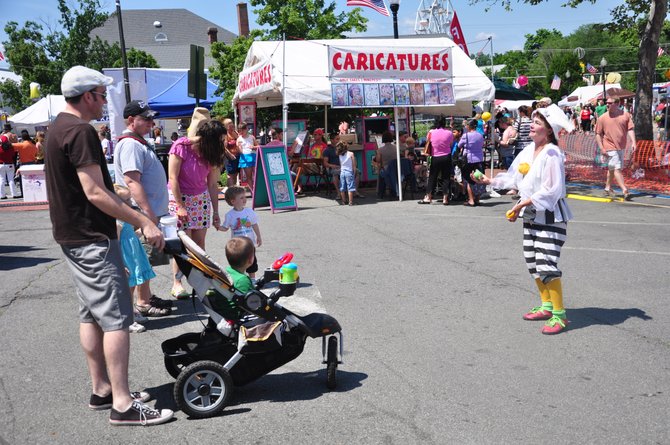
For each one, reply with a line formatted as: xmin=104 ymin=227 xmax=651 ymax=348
xmin=523 ymin=221 xmax=567 ymax=284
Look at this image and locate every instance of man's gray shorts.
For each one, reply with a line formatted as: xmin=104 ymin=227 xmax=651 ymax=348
xmin=61 ymin=239 xmax=133 ymax=332
xmin=607 ymin=150 xmax=624 ymax=170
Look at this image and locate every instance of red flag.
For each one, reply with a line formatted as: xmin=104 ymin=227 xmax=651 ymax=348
xmin=450 ymin=11 xmax=469 ymax=56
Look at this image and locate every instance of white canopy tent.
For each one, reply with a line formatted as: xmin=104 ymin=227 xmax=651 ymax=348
xmin=234 ymin=37 xmax=494 ymax=201
xmin=9 ymin=95 xmax=66 ymax=129
xmin=233 ymin=37 xmax=494 ymax=115
xmin=558 ymin=84 xmax=622 ymax=108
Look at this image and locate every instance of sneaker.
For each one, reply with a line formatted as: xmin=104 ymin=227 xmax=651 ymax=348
xmin=522 ymin=306 xmax=553 ymax=321
xmin=129 ymin=322 xmax=146 ymax=333
xmin=133 ymin=311 xmax=148 ymax=323
xmin=89 ymin=391 xmax=151 ymax=410
xmin=109 ymin=400 xmax=174 ymax=426
xmin=541 ymin=315 xmax=568 ymax=335
xmin=489 ymin=190 xmax=501 ymax=198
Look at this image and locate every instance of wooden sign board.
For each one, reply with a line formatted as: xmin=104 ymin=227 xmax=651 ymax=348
xmin=252 ymin=146 xmax=297 ymax=213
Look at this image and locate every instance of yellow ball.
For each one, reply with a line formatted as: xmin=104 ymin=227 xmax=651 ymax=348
xmin=481 ymin=112 xmax=492 ymax=122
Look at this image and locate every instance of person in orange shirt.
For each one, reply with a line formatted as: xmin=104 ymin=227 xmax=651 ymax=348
xmin=595 ymin=97 xmax=635 ymax=200
xmin=13 ymin=130 xmax=38 ymax=165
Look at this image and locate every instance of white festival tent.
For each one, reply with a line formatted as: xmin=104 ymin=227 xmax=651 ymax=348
xmin=9 ymin=95 xmax=66 ymax=129
xmin=557 ymin=83 xmax=622 ymax=108
xmin=233 ymin=37 xmax=495 ymax=115
xmin=234 ymin=37 xmax=495 ymax=201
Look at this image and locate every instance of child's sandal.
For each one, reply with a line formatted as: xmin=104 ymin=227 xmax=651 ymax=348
xmin=134 ymin=304 xmax=170 ymax=317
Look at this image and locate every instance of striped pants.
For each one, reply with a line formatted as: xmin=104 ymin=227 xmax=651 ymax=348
xmin=523 ymin=221 xmax=567 ymax=284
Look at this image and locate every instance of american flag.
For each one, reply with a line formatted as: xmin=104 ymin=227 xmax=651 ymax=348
xmin=550 ymin=74 xmax=561 ymax=90
xmin=659 ymin=46 xmax=665 ymax=57
xmin=586 ymin=63 xmax=598 ymax=74
xmin=347 ymin=0 xmax=389 ymax=17
xmin=0 ymin=50 xmax=4 ymax=62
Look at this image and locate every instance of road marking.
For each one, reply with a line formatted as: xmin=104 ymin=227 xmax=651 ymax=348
xmin=564 ymin=246 xmax=670 ymax=256
xmin=567 ymin=194 xmax=612 ymax=203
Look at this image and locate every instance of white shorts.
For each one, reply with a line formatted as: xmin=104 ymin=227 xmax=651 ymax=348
xmin=607 ymin=150 xmax=624 ymax=170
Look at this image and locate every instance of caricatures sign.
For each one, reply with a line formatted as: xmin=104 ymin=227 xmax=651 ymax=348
xmin=252 ymin=145 xmax=297 ymax=213
xmin=328 ymin=47 xmax=452 ymax=80
xmin=328 ymin=46 xmax=454 ymax=108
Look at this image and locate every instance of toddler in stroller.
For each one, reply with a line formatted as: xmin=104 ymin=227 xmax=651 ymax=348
xmin=162 ymin=231 xmax=343 ymax=419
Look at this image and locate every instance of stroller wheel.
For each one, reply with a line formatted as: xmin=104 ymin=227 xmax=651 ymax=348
xmin=326 ymin=336 xmax=338 ymax=390
xmin=174 ymin=360 xmax=233 ymax=419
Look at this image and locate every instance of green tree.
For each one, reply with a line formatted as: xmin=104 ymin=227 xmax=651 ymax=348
xmin=2 ymin=0 xmax=158 ymax=103
xmin=209 ymin=1 xmax=368 ymax=120
xmin=209 ymin=31 xmax=262 ymax=118
xmin=473 ymin=0 xmax=668 ymax=140
xmin=250 ymin=0 xmax=368 ymax=40
xmin=0 ymin=79 xmax=29 ymax=112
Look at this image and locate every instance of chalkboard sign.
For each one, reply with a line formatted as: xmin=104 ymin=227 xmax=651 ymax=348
xmin=252 ymin=145 xmax=298 ymax=213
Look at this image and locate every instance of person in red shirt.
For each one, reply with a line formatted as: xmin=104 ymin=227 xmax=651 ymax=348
xmin=0 ymin=134 xmax=19 ymax=198
xmin=580 ymin=105 xmax=592 ymax=133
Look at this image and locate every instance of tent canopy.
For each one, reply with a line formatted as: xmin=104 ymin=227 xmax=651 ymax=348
xmin=9 ymin=95 xmax=65 ymax=127
xmin=147 ymin=72 xmax=220 ymax=118
xmin=233 ymin=37 xmax=494 ymax=115
xmin=558 ymin=83 xmax=621 ymax=107
xmin=493 ymin=78 xmax=534 ymax=100
xmin=103 ymin=68 xmax=223 ymax=118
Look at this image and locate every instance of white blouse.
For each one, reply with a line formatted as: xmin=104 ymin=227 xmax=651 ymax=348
xmin=492 ymin=142 xmax=573 ymax=224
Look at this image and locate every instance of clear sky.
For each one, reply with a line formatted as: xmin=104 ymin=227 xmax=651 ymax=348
xmin=1 ymin=0 xmax=622 ymax=70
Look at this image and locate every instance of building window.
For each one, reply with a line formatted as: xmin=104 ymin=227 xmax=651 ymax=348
xmin=155 ymin=32 xmax=168 ymax=42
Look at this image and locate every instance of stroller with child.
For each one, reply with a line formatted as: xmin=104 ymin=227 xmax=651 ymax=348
xmin=161 ymin=232 xmax=343 ymax=419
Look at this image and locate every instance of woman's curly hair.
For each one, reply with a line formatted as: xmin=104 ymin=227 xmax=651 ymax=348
xmin=195 ymin=119 xmax=226 ymax=167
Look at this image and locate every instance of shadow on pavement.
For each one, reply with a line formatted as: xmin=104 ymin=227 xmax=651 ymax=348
xmin=148 ymin=369 xmax=366 ymax=417
xmin=0 ymin=250 xmax=57 ymax=271
xmin=567 ymin=307 xmax=652 ymax=331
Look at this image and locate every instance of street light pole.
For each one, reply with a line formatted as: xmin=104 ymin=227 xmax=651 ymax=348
xmin=389 ymin=0 xmax=401 ymax=200
xmin=390 ymin=0 xmax=400 ymax=39
xmin=600 ymin=57 xmax=608 ymax=103
xmin=116 ymin=0 xmax=131 ymax=103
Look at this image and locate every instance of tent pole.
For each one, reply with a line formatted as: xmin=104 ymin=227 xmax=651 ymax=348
xmin=489 ymin=36 xmax=495 ymax=180
xmin=395 ymin=108 xmax=402 ymax=201
xmin=324 ymin=105 xmax=328 ymax=133
xmin=282 ymin=33 xmax=288 ymax=147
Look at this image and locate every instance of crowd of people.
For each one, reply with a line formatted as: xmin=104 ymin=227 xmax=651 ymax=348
xmin=12 ymin=60 xmax=651 ymax=429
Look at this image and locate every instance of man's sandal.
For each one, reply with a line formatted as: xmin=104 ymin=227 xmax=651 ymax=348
xmin=134 ymin=304 xmax=170 ymax=317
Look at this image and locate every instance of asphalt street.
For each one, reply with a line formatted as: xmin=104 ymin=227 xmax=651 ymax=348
xmin=1 ymin=189 xmax=669 ymax=444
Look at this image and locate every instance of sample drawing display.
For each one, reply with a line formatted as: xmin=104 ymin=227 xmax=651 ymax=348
xmin=272 ymin=179 xmax=290 ymax=203
xmin=332 ymin=84 xmax=348 ymax=106
xmin=267 ymin=152 xmax=285 ymax=176
xmin=364 ymin=84 xmax=380 ymax=106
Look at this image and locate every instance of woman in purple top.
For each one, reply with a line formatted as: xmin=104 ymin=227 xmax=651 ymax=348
xmin=168 ymin=119 xmax=225 ymax=297
xmin=458 ymin=119 xmax=486 ymax=206
xmin=418 ymin=115 xmax=454 ymax=205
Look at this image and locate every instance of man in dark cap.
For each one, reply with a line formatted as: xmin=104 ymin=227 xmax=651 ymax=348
xmin=113 ymin=100 xmax=172 ymax=313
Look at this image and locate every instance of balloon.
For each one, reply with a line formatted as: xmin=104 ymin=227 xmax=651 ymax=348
xmin=481 ymin=111 xmax=491 ymax=122
xmin=517 ymin=75 xmax=528 ymax=87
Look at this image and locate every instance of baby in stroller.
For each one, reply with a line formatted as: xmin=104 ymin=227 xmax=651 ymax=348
xmin=162 ymin=231 xmax=342 ymax=418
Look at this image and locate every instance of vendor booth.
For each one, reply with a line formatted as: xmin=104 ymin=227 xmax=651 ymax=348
xmin=557 ymin=84 xmax=622 ymax=108
xmin=8 ymin=95 xmax=66 ymax=131
xmin=233 ymin=37 xmax=495 ymax=201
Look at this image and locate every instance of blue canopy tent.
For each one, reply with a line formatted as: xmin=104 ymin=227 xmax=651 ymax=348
xmin=147 ymin=71 xmax=221 ymax=118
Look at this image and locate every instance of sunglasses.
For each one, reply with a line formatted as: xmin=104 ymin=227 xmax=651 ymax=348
xmin=89 ymin=90 xmax=108 ymax=100
xmin=606 ymin=101 xmax=615 ymax=105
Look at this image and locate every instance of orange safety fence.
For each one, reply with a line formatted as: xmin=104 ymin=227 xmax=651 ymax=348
xmin=559 ymin=133 xmax=670 ymax=195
